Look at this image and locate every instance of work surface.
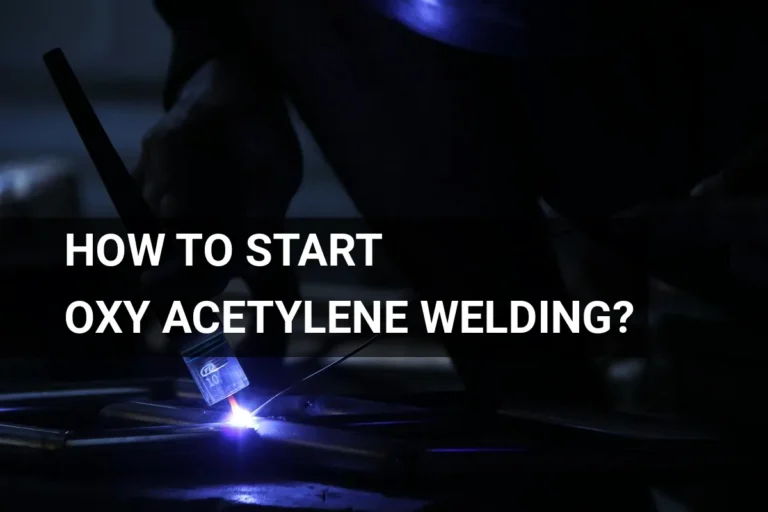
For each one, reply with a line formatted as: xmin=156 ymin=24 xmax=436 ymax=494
xmin=4 ymin=477 xmax=424 ymax=512
xmin=0 ymin=378 xmax=742 ymax=511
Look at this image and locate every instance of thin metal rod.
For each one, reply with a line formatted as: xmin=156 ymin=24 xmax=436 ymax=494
xmin=250 ymin=333 xmax=381 ymax=417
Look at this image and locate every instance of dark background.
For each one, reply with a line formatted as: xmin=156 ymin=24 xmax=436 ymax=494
xmin=0 ymin=0 xmax=455 ymax=392
xmin=0 ymin=3 xmax=762 ymax=509
xmin=2 ymin=1 xmax=766 ymax=414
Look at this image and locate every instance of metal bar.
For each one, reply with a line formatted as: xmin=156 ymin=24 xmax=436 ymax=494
xmin=65 ymin=425 xmax=219 ymax=448
xmin=100 ymin=401 xmax=226 ymax=426
xmin=254 ymin=418 xmax=407 ymax=473
xmin=0 ymin=381 xmax=157 ymax=404
xmin=174 ymin=378 xmax=424 ymax=417
xmin=0 ymin=423 xmax=68 ymax=450
xmin=0 ymin=421 xmax=221 ymax=452
xmin=100 ymin=398 xmax=486 ymax=443
xmin=256 ymin=417 xmax=398 ymax=458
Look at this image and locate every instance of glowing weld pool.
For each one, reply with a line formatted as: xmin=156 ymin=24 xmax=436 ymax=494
xmin=226 ymin=396 xmax=259 ymax=430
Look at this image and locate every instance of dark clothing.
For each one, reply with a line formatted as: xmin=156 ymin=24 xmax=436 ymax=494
xmin=151 ymin=0 xmax=768 ymax=407
xmin=155 ymin=1 xmax=768 ymax=206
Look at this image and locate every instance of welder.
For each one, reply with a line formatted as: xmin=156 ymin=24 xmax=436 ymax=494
xmin=136 ymin=1 xmax=768 ymax=413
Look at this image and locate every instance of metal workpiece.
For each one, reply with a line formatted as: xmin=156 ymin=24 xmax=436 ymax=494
xmin=296 ymin=395 xmax=424 ymax=417
xmin=242 ymin=394 xmax=423 ymax=419
xmin=174 ymin=378 xmax=422 ymax=418
xmin=254 ymin=418 xmax=409 ymax=473
xmin=98 ymin=400 xmax=409 ymax=474
xmin=100 ymin=401 xmax=228 ymax=426
xmin=0 ymin=380 xmax=158 ymax=404
xmin=64 ymin=425 xmax=222 ymax=449
xmin=0 ymin=421 xmax=221 ymax=453
xmin=0 ymin=422 xmax=68 ymax=450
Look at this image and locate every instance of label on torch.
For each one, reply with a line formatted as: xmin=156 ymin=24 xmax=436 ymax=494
xmin=180 ymin=332 xmax=250 ymax=406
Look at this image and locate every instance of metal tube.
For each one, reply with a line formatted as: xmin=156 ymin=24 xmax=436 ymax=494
xmin=100 ymin=401 xmax=227 ymax=426
xmin=0 ymin=381 xmax=157 ymax=404
xmin=0 ymin=422 xmax=68 ymax=450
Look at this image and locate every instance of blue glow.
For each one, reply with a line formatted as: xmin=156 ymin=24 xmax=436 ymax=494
xmin=226 ymin=402 xmax=259 ymax=430
xmin=410 ymin=0 xmax=450 ymax=28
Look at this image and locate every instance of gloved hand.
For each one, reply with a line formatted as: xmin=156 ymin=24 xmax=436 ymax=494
xmin=133 ymin=59 xmax=303 ymax=306
xmin=135 ymin=61 xmax=260 ymax=219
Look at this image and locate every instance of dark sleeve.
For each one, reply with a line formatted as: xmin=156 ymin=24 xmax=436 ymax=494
xmin=153 ymin=0 xmax=245 ymax=110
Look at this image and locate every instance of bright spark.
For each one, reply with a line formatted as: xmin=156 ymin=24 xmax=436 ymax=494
xmin=226 ymin=396 xmax=258 ymax=429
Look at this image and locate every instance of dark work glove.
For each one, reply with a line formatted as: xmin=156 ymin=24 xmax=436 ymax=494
xmin=133 ymin=58 xmax=303 ymax=355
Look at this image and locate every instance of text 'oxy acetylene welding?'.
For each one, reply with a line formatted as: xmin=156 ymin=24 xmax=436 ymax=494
xmin=63 ymin=232 xmax=635 ymax=335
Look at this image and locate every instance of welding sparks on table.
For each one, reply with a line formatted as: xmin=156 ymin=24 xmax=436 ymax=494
xmin=226 ymin=396 xmax=258 ymax=429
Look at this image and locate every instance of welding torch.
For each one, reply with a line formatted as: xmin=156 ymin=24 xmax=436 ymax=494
xmin=42 ymin=48 xmax=250 ymax=408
